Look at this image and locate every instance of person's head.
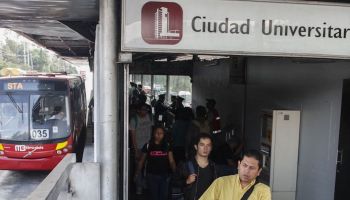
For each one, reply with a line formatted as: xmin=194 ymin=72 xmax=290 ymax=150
xmin=151 ymin=125 xmax=166 ymax=144
xmin=195 ymin=105 xmax=207 ymax=120
xmin=139 ymin=94 xmax=147 ymax=104
xmin=137 ymin=104 xmax=149 ymax=117
xmin=171 ymin=95 xmax=176 ymax=103
xmin=227 ymin=135 xmax=241 ymax=151
xmin=238 ymin=149 xmax=263 ymax=186
xmin=52 ymin=106 xmax=65 ymax=119
xmin=158 ymin=94 xmax=165 ymax=102
xmin=53 ymin=106 xmax=62 ymax=114
xmin=184 ymin=107 xmax=195 ymax=120
xmin=130 ymin=82 xmax=137 ymax=88
xmin=177 ymin=96 xmax=184 ymax=106
xmin=194 ymin=133 xmax=213 ymax=158
xmin=206 ymin=99 xmax=216 ymax=110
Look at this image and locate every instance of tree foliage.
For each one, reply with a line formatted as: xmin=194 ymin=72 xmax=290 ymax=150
xmin=0 ymin=37 xmax=77 ymax=74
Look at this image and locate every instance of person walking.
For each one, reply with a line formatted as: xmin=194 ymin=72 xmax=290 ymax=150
xmin=173 ymin=133 xmax=218 ymax=200
xmin=199 ymin=149 xmax=271 ymax=200
xmin=135 ymin=125 xmax=176 ymax=200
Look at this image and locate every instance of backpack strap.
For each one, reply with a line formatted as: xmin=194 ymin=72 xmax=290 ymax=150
xmin=241 ymin=180 xmax=259 ymax=200
xmin=187 ymin=161 xmax=195 ymax=174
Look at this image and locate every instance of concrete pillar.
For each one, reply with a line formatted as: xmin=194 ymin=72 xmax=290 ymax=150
xmin=96 ymin=0 xmax=118 ymax=199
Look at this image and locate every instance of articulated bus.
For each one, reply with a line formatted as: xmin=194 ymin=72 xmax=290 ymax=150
xmin=0 ymin=73 xmax=87 ymax=170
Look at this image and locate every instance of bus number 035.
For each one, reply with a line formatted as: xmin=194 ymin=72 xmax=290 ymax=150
xmin=31 ymin=129 xmax=49 ymax=139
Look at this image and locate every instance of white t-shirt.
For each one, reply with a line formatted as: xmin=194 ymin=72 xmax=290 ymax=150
xmin=129 ymin=114 xmax=153 ymax=149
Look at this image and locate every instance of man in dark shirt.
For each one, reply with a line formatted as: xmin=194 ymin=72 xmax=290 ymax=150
xmin=173 ymin=133 xmax=217 ymax=200
xmin=154 ymin=93 xmax=167 ymax=125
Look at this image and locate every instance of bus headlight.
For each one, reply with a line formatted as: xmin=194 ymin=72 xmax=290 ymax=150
xmin=0 ymin=144 xmax=4 ymax=155
xmin=56 ymin=141 xmax=69 ymax=155
xmin=56 ymin=141 xmax=68 ymax=150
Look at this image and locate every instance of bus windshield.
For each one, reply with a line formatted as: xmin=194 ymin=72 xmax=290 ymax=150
xmin=0 ymin=94 xmax=70 ymax=142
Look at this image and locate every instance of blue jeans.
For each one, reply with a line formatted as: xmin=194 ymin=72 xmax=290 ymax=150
xmin=146 ymin=173 xmax=170 ymax=200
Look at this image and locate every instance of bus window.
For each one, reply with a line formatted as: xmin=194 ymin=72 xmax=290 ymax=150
xmin=0 ymin=94 xmax=29 ymax=141
xmin=30 ymin=95 xmax=70 ymax=140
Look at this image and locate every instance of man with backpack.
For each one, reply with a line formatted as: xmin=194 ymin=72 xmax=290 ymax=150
xmin=199 ymin=149 xmax=271 ymax=200
xmin=173 ymin=133 xmax=217 ymax=200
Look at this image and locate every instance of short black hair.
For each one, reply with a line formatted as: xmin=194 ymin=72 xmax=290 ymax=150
xmin=194 ymin=133 xmax=213 ymax=146
xmin=242 ymin=149 xmax=263 ymax=169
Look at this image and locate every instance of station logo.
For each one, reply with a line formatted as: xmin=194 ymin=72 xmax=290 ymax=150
xmin=141 ymin=2 xmax=183 ymax=45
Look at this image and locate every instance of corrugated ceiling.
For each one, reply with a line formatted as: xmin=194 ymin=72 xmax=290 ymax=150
xmin=0 ymin=0 xmax=98 ymax=61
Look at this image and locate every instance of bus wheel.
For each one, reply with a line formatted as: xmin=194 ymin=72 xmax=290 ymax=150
xmin=76 ymin=126 xmax=87 ymax=162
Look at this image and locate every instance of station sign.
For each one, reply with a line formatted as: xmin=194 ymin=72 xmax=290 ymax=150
xmin=122 ymin=0 xmax=350 ymax=59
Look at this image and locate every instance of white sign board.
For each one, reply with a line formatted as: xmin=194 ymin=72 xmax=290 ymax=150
xmin=122 ymin=0 xmax=350 ymax=59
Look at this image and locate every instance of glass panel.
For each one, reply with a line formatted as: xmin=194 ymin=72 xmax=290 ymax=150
xmin=30 ymin=95 xmax=70 ymax=140
xmin=0 ymin=94 xmax=29 ymax=141
xmin=142 ymin=75 xmax=152 ymax=105
xmin=169 ymin=76 xmax=192 ymax=107
xmin=142 ymin=75 xmax=152 ymax=94
xmin=153 ymin=75 xmax=167 ymax=100
xmin=133 ymin=74 xmax=142 ymax=85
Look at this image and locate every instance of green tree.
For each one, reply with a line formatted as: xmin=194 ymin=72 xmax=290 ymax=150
xmin=32 ymin=48 xmax=49 ymax=72
xmin=1 ymin=36 xmax=78 ymax=74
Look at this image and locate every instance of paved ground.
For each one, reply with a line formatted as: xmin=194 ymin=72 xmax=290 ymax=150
xmin=0 ymin=128 xmax=94 ymax=200
xmin=0 ymin=170 xmax=49 ymax=200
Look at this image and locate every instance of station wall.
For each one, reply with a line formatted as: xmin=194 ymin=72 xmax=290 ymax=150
xmin=192 ymin=58 xmax=245 ymax=137
xmin=192 ymin=56 xmax=350 ymax=200
xmin=246 ymin=57 xmax=350 ymax=200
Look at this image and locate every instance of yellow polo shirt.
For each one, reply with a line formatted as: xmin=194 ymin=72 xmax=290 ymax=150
xmin=199 ymin=175 xmax=271 ymax=200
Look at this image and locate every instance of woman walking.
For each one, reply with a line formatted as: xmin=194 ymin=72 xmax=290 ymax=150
xmin=135 ymin=125 xmax=176 ymax=200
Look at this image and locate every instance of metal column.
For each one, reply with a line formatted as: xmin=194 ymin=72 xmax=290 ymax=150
xmin=122 ymin=64 xmax=130 ymax=200
xmin=96 ymin=0 xmax=118 ymax=199
xmin=93 ymin=25 xmax=100 ymax=162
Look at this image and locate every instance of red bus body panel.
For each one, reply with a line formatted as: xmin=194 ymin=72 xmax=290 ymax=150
xmin=0 ymin=154 xmax=66 ymax=170
xmin=0 ymin=136 xmax=74 ymax=170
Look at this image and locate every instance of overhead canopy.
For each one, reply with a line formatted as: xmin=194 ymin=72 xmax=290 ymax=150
xmin=0 ymin=0 xmax=98 ymax=60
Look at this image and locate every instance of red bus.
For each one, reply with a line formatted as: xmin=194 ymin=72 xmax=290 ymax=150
xmin=0 ymin=73 xmax=87 ymax=170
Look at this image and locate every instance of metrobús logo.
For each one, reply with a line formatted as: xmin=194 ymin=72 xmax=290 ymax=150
xmin=15 ymin=145 xmax=44 ymax=152
xmin=141 ymin=2 xmax=183 ymax=45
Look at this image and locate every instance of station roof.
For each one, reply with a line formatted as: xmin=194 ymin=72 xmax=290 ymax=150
xmin=0 ymin=0 xmax=98 ymax=64
xmin=0 ymin=0 xmax=349 ymax=65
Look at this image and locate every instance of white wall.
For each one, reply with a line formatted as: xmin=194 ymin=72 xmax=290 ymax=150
xmin=246 ymin=57 xmax=350 ymax=200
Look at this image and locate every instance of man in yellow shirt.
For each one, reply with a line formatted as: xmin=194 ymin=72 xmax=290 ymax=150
xmin=199 ymin=149 xmax=271 ymax=200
